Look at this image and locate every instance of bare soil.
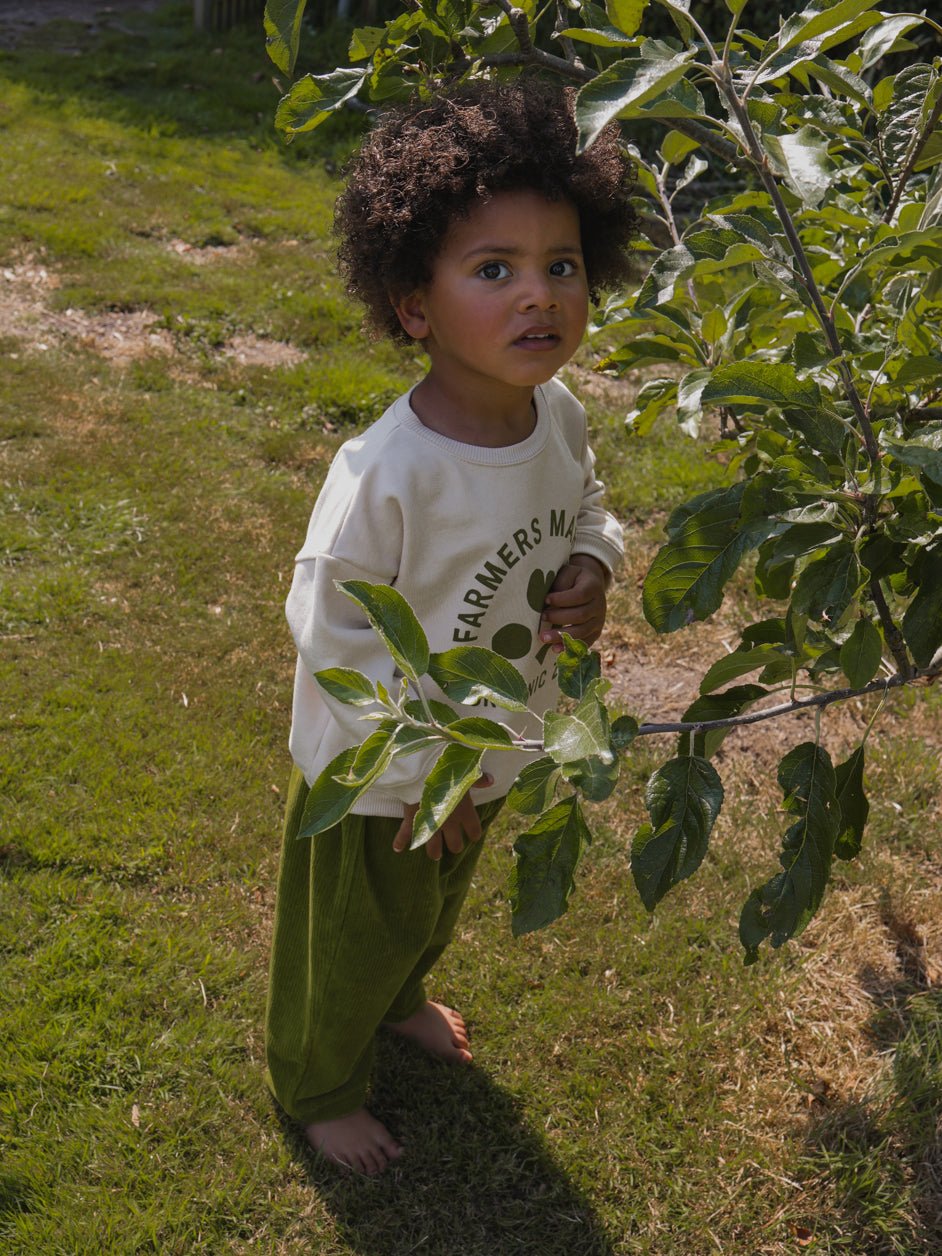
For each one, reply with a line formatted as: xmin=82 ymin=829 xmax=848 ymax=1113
xmin=0 ymin=1 xmax=166 ymax=49
xmin=0 ymin=252 xmax=300 ymax=367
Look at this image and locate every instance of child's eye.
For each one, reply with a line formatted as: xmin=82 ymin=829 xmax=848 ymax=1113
xmin=478 ymin=261 xmax=511 ymax=280
xmin=549 ymin=259 xmax=578 ymax=277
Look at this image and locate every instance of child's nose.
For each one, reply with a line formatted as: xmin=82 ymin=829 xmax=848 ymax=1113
xmin=517 ymin=272 xmax=559 ymax=311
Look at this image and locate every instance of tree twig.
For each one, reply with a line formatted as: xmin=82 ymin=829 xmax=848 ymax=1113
xmin=869 ymin=578 xmax=914 ymax=677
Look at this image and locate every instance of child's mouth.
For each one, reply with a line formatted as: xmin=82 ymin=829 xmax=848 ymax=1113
xmin=515 ymin=331 xmax=559 ymax=349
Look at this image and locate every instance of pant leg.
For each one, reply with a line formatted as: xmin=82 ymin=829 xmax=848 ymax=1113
xmin=384 ymin=797 xmax=504 ymax=1024
xmin=265 ymin=769 xmax=501 ymax=1124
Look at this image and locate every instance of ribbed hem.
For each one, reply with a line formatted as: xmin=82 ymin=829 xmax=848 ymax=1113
xmin=572 ymin=534 xmax=625 ymax=574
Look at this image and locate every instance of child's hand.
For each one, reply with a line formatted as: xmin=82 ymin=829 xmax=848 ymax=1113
xmin=539 ymin=554 xmax=609 ymax=653
xmin=393 ymin=774 xmax=492 ymax=860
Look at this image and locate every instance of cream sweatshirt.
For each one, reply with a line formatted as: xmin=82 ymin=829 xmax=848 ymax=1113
xmin=286 ymin=376 xmax=624 ymax=816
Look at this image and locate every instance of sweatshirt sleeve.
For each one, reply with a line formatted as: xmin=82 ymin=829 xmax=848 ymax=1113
xmin=572 ymin=424 xmax=624 ymax=574
xmin=285 ymin=452 xmax=441 ymax=803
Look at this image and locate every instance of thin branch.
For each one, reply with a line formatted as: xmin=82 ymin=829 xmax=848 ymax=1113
xmin=630 ymin=660 xmax=941 ymax=737
xmin=870 ymin=578 xmax=914 ymax=677
xmin=511 ymin=656 xmax=942 ymax=752
xmin=664 ymin=118 xmax=747 ymax=169
xmin=718 ymin=79 xmax=882 ymax=467
xmin=479 ymin=49 xmax=593 ymax=83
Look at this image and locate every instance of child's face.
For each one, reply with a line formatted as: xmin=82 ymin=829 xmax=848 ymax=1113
xmin=395 ymin=190 xmax=589 ymax=401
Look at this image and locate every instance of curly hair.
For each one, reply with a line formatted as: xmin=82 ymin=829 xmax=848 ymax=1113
xmin=334 ymin=79 xmax=639 ymax=343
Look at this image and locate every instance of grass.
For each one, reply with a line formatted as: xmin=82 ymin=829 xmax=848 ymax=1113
xmin=2 ymin=5 xmax=942 ymax=1253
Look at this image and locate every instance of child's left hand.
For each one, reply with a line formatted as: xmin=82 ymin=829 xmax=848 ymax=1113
xmin=539 ymin=554 xmax=609 ymax=653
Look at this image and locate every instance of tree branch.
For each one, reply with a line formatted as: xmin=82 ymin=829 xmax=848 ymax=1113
xmin=718 ymin=78 xmax=881 ymax=467
xmin=511 ymin=657 xmax=942 ymax=752
xmin=479 ymin=49 xmax=593 ymax=83
xmin=633 ymin=658 xmax=941 ymax=737
xmin=869 ymin=577 xmax=914 ymax=677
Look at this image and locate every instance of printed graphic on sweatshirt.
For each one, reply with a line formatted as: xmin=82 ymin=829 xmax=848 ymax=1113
xmin=450 ymin=507 xmax=579 ymax=662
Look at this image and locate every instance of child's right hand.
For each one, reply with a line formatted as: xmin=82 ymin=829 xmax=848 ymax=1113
xmin=393 ymin=774 xmax=493 ymax=860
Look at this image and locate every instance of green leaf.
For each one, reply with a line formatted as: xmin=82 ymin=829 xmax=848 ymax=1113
xmin=314 ymin=666 xmax=377 ymax=707
xmin=676 ymin=367 xmax=711 ymax=438
xmin=264 ymin=0 xmax=308 ymax=75
xmin=605 ymin=0 xmax=645 ymax=36
xmin=631 ymin=756 xmax=724 ymax=911
xmin=403 ymin=697 xmax=457 ymax=726
xmin=635 ymin=244 xmax=693 ymax=309
xmin=776 ymin=0 xmax=881 ymax=56
xmin=791 ymin=541 xmax=863 ymax=625
xmin=739 ymin=742 xmax=839 ymax=963
xmin=858 ymin=15 xmax=924 ymax=73
xmin=660 ymin=130 xmax=699 ymax=166
xmin=334 ymin=729 xmax=396 ymax=786
xmin=348 ymin=25 xmax=385 ymax=61
xmin=427 ymin=646 xmax=528 ymax=712
xmin=699 ymin=645 xmax=785 ymax=694
xmin=611 ymin=714 xmax=639 ymax=750
xmin=298 ymin=747 xmax=366 ymax=838
xmin=678 ymin=684 xmax=768 ymax=757
xmin=834 ymin=745 xmax=869 ymax=859
xmin=411 ymin=743 xmax=485 ymax=850
xmin=507 ymin=756 xmax=561 ymax=815
xmin=643 ymin=483 xmax=778 ymax=634
xmin=764 ymin=126 xmax=834 ymax=208
xmin=555 ymin=635 xmax=602 ymax=699
xmin=510 ymin=796 xmax=590 ymax=935
xmin=839 ymin=618 xmax=883 ymax=687
xmin=561 ymin=752 xmax=620 ymax=802
xmin=558 ymin=26 xmax=642 ymax=48
xmin=901 ymin=554 xmax=942 ymax=667
xmin=880 ymin=423 xmax=942 ymax=488
xmin=575 ymin=42 xmax=696 ymax=152
xmin=445 ymin=717 xmax=515 ymax=751
xmin=544 ymin=680 xmax=613 ymax=767
xmin=338 ymin=579 xmax=429 ymax=683
xmin=274 ymin=67 xmax=368 ymax=138
xmin=880 ymin=65 xmax=937 ymax=172
xmin=629 ymin=78 xmax=706 ymax=120
xmin=805 ymin=55 xmax=871 ymax=110
xmin=781 ymin=407 xmax=849 ymax=460
xmin=701 ymin=362 xmax=822 ymax=411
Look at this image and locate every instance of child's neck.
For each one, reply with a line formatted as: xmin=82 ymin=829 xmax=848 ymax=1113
xmin=409 ymin=374 xmax=537 ymax=447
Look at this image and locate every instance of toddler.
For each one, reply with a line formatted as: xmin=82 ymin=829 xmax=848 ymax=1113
xmin=266 ymin=80 xmax=637 ymax=1175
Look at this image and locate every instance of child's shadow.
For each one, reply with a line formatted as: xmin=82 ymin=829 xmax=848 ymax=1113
xmin=276 ymin=1033 xmax=617 ymax=1255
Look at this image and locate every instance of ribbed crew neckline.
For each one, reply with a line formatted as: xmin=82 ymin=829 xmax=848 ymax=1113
xmin=393 ymin=385 xmax=551 ymax=466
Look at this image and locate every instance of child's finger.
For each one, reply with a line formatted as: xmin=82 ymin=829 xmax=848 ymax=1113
xmin=543 ymin=584 xmax=589 ymax=609
xmin=392 ymin=803 xmax=419 ymax=853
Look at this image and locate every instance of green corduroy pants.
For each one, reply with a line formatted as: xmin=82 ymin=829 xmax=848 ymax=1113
xmin=265 ymin=765 xmax=504 ymax=1124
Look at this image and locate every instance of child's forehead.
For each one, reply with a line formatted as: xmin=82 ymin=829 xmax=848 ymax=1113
xmin=442 ymin=189 xmax=581 ymax=245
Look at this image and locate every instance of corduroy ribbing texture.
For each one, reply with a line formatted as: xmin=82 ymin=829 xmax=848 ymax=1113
xmin=265 ymin=765 xmax=504 ymax=1124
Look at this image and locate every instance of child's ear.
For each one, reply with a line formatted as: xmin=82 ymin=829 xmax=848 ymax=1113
xmin=392 ymin=290 xmax=429 ymax=341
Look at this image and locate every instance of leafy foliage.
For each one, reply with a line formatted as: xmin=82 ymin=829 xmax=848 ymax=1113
xmin=267 ymin=0 xmax=942 ymax=960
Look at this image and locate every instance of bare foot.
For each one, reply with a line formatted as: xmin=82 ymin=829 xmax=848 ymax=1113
xmin=384 ymin=1000 xmax=473 ymax=1063
xmin=303 ymin=1108 xmax=403 ymax=1176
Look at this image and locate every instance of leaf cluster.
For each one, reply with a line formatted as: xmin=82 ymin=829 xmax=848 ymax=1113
xmin=267 ymin=0 xmax=942 ymax=961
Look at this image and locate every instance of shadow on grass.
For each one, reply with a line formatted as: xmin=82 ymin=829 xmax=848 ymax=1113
xmin=273 ymin=1033 xmax=617 ymax=1256
xmin=801 ymin=898 xmax=942 ymax=1254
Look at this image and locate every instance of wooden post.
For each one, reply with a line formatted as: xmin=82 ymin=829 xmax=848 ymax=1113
xmin=194 ymin=0 xmax=267 ymax=33
xmin=193 ymin=0 xmax=211 ymax=31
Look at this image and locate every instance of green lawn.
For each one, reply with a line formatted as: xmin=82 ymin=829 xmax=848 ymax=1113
xmin=2 ymin=6 xmax=941 ymax=1253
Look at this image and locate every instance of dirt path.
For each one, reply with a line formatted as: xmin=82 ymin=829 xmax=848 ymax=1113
xmin=0 ymin=1 xmax=167 ymax=49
